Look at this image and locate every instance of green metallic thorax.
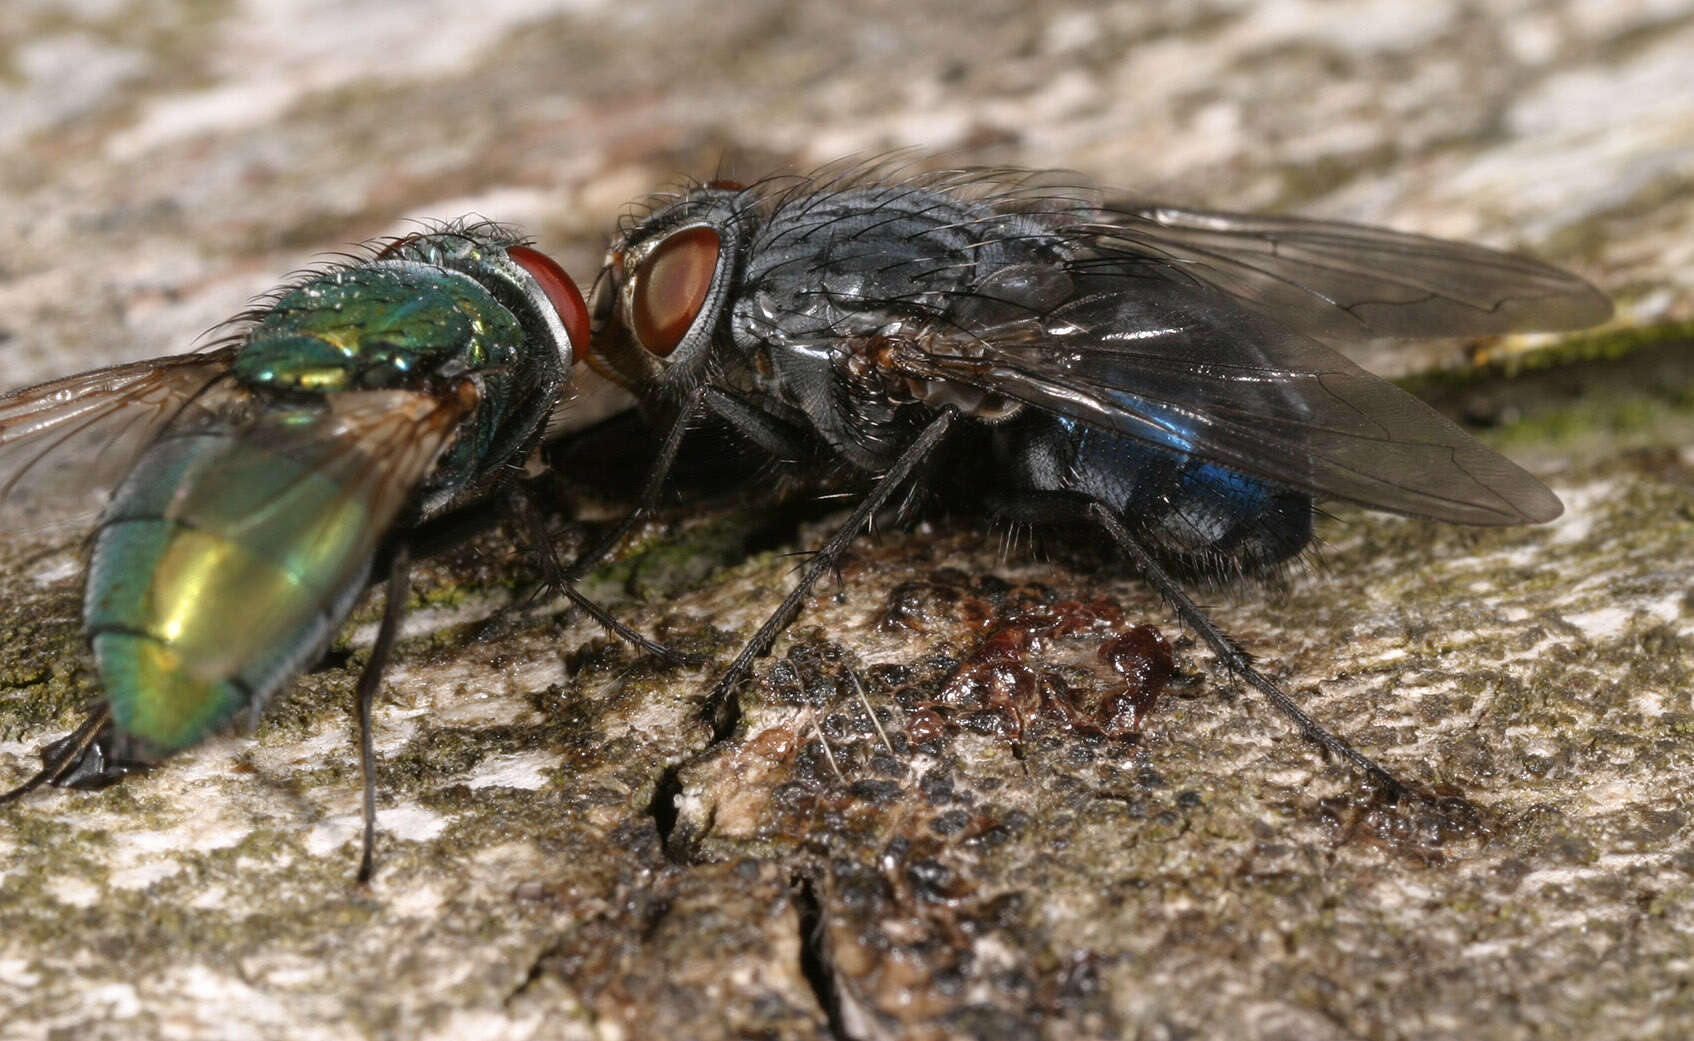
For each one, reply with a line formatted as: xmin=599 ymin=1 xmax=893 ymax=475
xmin=234 ymin=263 xmax=520 ymax=392
xmin=88 ymin=231 xmax=568 ymax=754
xmin=232 ymin=261 xmax=529 ymax=498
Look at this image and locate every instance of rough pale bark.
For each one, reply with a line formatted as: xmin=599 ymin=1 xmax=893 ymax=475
xmin=1 ymin=2 xmax=1690 ymax=1039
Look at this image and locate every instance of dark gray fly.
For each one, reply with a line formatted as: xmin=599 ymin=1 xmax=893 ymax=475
xmin=579 ymin=163 xmax=1611 ymax=795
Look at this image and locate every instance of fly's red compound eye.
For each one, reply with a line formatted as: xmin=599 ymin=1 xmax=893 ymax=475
xmin=509 ymin=245 xmax=590 ymax=354
xmin=374 ymin=233 xmax=424 ymax=260
xmin=629 ymin=226 xmax=721 ymax=357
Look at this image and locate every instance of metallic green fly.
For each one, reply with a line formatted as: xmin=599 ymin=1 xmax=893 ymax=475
xmin=0 ymin=221 xmax=633 ymax=880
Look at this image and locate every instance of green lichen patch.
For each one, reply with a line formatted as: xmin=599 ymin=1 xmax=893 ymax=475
xmin=1400 ymin=323 xmax=1694 ymax=466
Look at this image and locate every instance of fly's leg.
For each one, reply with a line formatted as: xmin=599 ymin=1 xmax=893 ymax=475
xmin=559 ymin=392 xmax=701 ymax=584
xmin=701 ymin=407 xmax=959 ymax=735
xmin=0 ymin=705 xmax=149 ymax=804
xmin=356 ymin=543 xmax=411 ymax=885
xmin=562 ymin=386 xmax=815 ymax=585
xmin=987 ymin=489 xmax=1416 ymax=802
xmin=402 ymin=498 xmax=507 ymax=560
xmin=1091 ymin=502 xmax=1415 ymax=800
xmin=397 ymin=480 xmax=694 ymax=662
xmin=40 ymin=719 xmax=151 ymax=790
xmin=504 ymin=483 xmax=699 ymax=664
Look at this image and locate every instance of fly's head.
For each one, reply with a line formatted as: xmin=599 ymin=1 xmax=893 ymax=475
xmin=374 ymin=223 xmax=589 ymax=376
xmin=364 ymin=223 xmax=589 ymax=511
xmin=587 ymin=187 xmax=747 ymax=404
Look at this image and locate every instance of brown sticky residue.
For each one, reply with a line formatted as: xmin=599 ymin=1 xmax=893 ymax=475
xmin=1048 ymin=625 xmax=1176 ymax=738
xmin=905 ymin=587 xmax=1176 ymax=743
xmin=1317 ymin=784 xmax=1492 ymax=866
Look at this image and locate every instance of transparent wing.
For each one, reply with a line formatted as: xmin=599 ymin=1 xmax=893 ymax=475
xmin=1068 ymin=203 xmax=1614 ymax=341
xmin=232 ymin=387 xmax=476 ymax=547
xmin=158 ymin=387 xmax=474 ymax=651
xmin=0 ymin=349 xmax=244 ymax=528
xmin=83 ymin=388 xmax=475 ymax=739
xmin=889 ymin=275 xmax=1563 ymax=525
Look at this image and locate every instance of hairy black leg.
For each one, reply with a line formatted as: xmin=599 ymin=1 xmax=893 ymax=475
xmin=702 ymin=407 xmax=959 ymax=733
xmin=991 ymin=489 xmax=1414 ymax=801
xmin=39 ymin=720 xmax=150 ymax=791
xmin=356 ymin=544 xmax=411 ymax=885
xmin=399 ymin=499 xmax=505 ymax=562
xmin=561 ymin=393 xmax=700 ymax=584
xmin=0 ymin=706 xmax=122 ymax=803
xmin=563 ymin=386 xmax=815 ymax=585
xmin=394 ymin=479 xmax=686 ymax=660
xmin=505 ymin=484 xmax=695 ymax=663
xmin=698 ymin=386 xmax=814 ymax=461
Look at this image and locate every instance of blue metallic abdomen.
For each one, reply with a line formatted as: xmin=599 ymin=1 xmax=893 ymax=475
xmin=1002 ymin=413 xmax=1313 ymax=577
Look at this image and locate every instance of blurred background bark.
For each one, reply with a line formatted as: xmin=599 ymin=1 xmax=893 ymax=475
xmin=1 ymin=2 xmax=1690 ymax=1039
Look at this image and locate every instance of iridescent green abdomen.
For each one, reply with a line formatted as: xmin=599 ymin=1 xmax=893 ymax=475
xmin=85 ymin=423 xmax=378 ymax=752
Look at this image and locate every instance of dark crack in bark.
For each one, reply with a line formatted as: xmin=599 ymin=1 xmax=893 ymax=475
xmin=792 ymin=869 xmax=854 ymax=1041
